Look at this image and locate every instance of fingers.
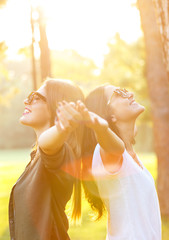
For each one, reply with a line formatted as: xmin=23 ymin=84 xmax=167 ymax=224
xmin=55 ymin=100 xmax=108 ymax=132
xmin=59 ymin=101 xmax=82 ymax=121
xmin=76 ymin=101 xmax=100 ymax=129
xmin=76 ymin=100 xmax=87 ymax=113
xmin=82 ymin=110 xmax=108 ymax=131
xmin=76 ymin=100 xmax=91 ymax=121
xmin=56 ymin=110 xmax=74 ymax=132
xmin=55 ymin=101 xmax=81 ymax=132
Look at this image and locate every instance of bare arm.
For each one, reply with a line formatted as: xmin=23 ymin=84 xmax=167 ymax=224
xmin=77 ymin=101 xmax=125 ymax=156
xmin=38 ymin=101 xmax=82 ymax=155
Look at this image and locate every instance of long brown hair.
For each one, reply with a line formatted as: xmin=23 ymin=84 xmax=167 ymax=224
xmin=82 ymin=84 xmax=121 ymax=220
xmin=44 ymin=78 xmax=84 ymax=223
xmin=82 ymin=85 xmax=107 ymax=220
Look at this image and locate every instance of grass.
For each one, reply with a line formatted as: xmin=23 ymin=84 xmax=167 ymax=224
xmin=0 ymin=149 xmax=169 ymax=240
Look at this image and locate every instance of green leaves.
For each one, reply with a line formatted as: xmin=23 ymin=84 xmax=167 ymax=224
xmin=100 ymin=35 xmax=150 ymax=122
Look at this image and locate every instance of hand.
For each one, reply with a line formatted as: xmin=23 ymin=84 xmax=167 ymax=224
xmin=76 ymin=100 xmax=108 ymax=132
xmin=55 ymin=101 xmax=82 ymax=133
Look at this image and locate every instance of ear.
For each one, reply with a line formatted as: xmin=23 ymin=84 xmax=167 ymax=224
xmin=110 ymin=114 xmax=117 ymax=123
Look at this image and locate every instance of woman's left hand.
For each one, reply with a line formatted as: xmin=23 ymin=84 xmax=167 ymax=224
xmin=76 ymin=100 xmax=108 ymax=132
xmin=56 ymin=101 xmax=82 ymax=133
xmin=38 ymin=101 xmax=83 ymax=155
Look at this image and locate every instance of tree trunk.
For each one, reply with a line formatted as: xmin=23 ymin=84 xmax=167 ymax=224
xmin=138 ymin=0 xmax=169 ymax=215
xmin=38 ymin=6 xmax=51 ymax=82
xmin=30 ymin=6 xmax=37 ymax=90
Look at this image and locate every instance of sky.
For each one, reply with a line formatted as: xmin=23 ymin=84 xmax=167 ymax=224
xmin=0 ymin=0 xmax=142 ymax=66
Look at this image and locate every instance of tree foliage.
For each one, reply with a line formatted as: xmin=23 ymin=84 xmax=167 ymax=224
xmin=51 ymin=49 xmax=99 ymax=92
xmin=100 ymin=34 xmax=150 ymax=122
xmin=0 ymin=34 xmax=153 ymax=149
xmin=0 ymin=42 xmax=19 ymax=106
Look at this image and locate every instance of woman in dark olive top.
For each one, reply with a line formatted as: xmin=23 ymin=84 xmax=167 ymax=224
xmin=9 ymin=78 xmax=84 ymax=240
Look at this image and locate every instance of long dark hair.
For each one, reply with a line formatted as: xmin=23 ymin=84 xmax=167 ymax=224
xmin=82 ymin=85 xmax=107 ymax=220
xmin=44 ymin=78 xmax=84 ymax=223
xmin=82 ymin=84 xmax=121 ymax=220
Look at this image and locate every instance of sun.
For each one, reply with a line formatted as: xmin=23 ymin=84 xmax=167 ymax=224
xmin=0 ymin=0 xmax=142 ymax=66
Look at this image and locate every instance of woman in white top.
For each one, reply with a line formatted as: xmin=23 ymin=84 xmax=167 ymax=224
xmin=78 ymin=84 xmax=161 ymax=240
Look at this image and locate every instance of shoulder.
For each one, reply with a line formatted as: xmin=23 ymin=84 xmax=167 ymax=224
xmin=93 ymin=144 xmax=124 ymax=175
xmin=39 ymin=143 xmax=75 ymax=170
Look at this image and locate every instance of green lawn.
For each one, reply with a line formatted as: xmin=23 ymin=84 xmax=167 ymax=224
xmin=0 ymin=149 xmax=168 ymax=240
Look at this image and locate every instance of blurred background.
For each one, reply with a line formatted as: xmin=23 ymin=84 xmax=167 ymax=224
xmin=0 ymin=0 xmax=169 ymax=239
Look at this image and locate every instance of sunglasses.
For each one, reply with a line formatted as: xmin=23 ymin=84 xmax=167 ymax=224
xmin=25 ymin=91 xmax=47 ymax=105
xmin=107 ymin=88 xmax=132 ymax=105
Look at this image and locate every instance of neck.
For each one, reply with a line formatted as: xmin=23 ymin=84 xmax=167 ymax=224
xmin=34 ymin=124 xmax=50 ymax=139
xmin=116 ymin=120 xmax=136 ymax=152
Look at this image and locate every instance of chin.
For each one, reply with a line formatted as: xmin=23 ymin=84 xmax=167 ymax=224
xmin=136 ymin=104 xmax=145 ymax=116
xmin=139 ymin=104 xmax=145 ymax=112
xmin=19 ymin=115 xmax=32 ymax=127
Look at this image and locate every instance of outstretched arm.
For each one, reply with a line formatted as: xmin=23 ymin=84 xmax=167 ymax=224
xmin=38 ymin=101 xmax=82 ymax=155
xmin=77 ymin=100 xmax=125 ymax=156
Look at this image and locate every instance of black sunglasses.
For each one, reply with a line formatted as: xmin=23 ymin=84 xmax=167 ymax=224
xmin=113 ymin=88 xmax=130 ymax=98
xmin=25 ymin=91 xmax=47 ymax=105
xmin=107 ymin=88 xmax=132 ymax=105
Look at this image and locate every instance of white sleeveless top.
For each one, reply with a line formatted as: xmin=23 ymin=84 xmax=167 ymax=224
xmin=92 ymin=144 xmax=161 ymax=240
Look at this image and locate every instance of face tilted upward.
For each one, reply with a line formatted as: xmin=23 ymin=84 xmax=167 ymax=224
xmin=106 ymin=87 xmax=145 ymax=122
xmin=20 ymin=85 xmax=51 ymax=130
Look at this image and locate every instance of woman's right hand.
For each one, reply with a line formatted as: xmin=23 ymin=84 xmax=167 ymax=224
xmin=38 ymin=101 xmax=83 ymax=155
xmin=76 ymin=100 xmax=108 ymax=133
xmin=56 ymin=101 xmax=82 ymax=133
xmin=76 ymin=100 xmax=125 ymax=158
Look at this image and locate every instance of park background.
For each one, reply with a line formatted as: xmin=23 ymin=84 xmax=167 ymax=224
xmin=0 ymin=0 xmax=169 ymax=239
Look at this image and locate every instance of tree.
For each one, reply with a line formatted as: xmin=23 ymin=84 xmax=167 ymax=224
xmin=37 ymin=6 xmax=51 ymax=82
xmin=29 ymin=5 xmax=51 ymax=90
xmin=153 ymin=0 xmax=169 ymax=73
xmin=0 ymin=42 xmax=19 ymax=106
xmin=30 ymin=6 xmax=37 ymax=90
xmin=100 ymin=35 xmax=150 ymax=122
xmin=51 ymin=49 xmax=99 ymax=91
xmin=138 ymin=0 xmax=169 ymax=215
